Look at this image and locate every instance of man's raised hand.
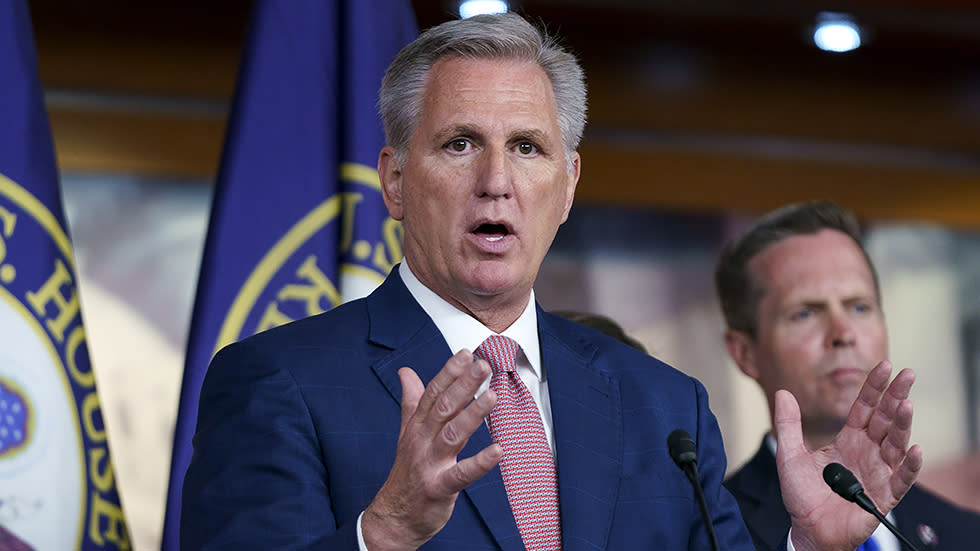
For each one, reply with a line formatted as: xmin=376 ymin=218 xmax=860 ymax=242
xmin=361 ymin=350 xmax=501 ymax=550
xmin=775 ymin=361 xmax=923 ymax=551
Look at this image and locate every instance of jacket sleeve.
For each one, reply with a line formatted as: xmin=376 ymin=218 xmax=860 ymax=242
xmin=180 ymin=340 xmax=359 ymax=551
xmin=691 ymin=377 xmax=759 ymax=551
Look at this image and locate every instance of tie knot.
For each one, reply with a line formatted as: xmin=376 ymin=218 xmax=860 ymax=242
xmin=475 ymin=335 xmax=520 ymax=374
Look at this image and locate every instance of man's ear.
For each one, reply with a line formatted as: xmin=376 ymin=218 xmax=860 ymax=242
xmin=378 ymin=146 xmax=404 ymax=221
xmin=559 ymin=151 xmax=580 ymax=224
xmin=724 ymin=329 xmax=760 ymax=380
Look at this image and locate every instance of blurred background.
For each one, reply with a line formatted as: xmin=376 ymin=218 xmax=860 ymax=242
xmin=25 ymin=0 xmax=980 ymax=548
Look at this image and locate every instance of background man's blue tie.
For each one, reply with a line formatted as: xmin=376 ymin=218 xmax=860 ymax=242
xmin=857 ymin=535 xmax=879 ymax=551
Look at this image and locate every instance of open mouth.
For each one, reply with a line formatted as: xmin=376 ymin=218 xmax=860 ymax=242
xmin=473 ymin=222 xmax=511 ymax=242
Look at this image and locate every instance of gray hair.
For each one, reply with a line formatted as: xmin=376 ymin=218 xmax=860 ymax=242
xmin=378 ymin=13 xmax=587 ymax=169
xmin=715 ymin=200 xmax=881 ymax=338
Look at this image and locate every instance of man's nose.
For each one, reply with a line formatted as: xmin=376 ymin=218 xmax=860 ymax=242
xmin=476 ymin=146 xmax=513 ymax=199
xmin=826 ymin=310 xmax=857 ymax=348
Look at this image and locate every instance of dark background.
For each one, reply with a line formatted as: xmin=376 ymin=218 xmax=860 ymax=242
xmin=28 ymin=0 xmax=980 ymax=225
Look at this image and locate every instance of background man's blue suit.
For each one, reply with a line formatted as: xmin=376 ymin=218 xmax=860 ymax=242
xmin=182 ymin=268 xmax=755 ymax=550
xmin=725 ymin=440 xmax=980 ymax=551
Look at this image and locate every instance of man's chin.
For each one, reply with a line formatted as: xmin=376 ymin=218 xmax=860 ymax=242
xmin=464 ymin=264 xmax=525 ymax=296
xmin=466 ymin=281 xmax=522 ymax=300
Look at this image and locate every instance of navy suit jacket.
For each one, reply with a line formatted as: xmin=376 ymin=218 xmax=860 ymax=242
xmin=182 ymin=269 xmax=755 ymax=550
xmin=725 ymin=439 xmax=980 ymax=551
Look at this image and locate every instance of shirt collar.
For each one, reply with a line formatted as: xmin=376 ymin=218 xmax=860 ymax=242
xmin=398 ymin=261 xmax=542 ymax=380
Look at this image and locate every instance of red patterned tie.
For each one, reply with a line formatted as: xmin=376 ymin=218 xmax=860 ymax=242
xmin=475 ymin=335 xmax=561 ymax=550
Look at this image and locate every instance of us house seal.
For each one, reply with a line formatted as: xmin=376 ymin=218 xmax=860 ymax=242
xmin=0 ymin=173 xmax=129 ymax=550
xmin=213 ymin=162 xmax=402 ymax=353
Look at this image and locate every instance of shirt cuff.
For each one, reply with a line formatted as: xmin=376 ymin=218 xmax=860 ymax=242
xmin=356 ymin=511 xmax=369 ymax=551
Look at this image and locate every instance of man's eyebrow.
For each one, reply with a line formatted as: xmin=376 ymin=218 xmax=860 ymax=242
xmin=429 ymin=125 xmax=554 ymax=148
xmin=432 ymin=124 xmax=482 ymax=142
xmin=508 ymin=128 xmax=549 ymax=143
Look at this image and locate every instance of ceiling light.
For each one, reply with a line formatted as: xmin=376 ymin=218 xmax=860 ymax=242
xmin=459 ymin=0 xmax=508 ymax=19
xmin=813 ymin=12 xmax=862 ymax=53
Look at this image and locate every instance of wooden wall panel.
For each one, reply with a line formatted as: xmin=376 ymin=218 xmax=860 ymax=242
xmin=48 ymin=108 xmax=226 ymax=178
xmin=576 ymin=143 xmax=980 ymax=226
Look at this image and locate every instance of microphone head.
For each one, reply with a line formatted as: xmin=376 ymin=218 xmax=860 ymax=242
xmin=668 ymin=429 xmax=698 ymax=467
xmin=822 ymin=462 xmax=864 ymax=502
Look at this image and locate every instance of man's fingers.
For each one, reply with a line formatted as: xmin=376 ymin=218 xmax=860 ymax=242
xmin=773 ymin=389 xmax=806 ymax=459
xmin=397 ymin=351 xmax=492 ymax=458
xmin=440 ymin=443 xmax=503 ymax=494
xmin=413 ymin=350 xmax=472 ymax=421
xmin=410 ymin=350 xmax=489 ymax=442
xmin=865 ymin=367 xmax=914 ymax=446
xmin=398 ymin=367 xmax=425 ymax=436
xmin=845 ymin=361 xmax=892 ymax=431
xmin=435 ymin=389 xmax=496 ymax=458
xmin=880 ymin=399 xmax=914 ymax=468
xmin=890 ymin=444 xmax=922 ymax=502
xmin=429 ymin=357 xmax=491 ymax=425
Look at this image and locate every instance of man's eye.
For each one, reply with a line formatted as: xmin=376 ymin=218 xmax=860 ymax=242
xmin=517 ymin=142 xmax=536 ymax=155
xmin=448 ymin=139 xmax=468 ymax=152
xmin=791 ymin=309 xmax=812 ymax=321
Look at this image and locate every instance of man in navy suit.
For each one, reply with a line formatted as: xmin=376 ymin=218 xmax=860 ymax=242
xmin=182 ymin=15 xmax=921 ymax=551
xmin=717 ymin=201 xmax=980 ymax=550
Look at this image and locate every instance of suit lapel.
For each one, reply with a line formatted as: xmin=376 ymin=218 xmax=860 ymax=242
xmin=891 ymin=487 xmax=941 ymax=550
xmin=459 ymin=432 xmax=525 ymax=550
xmin=366 ymin=270 xmax=523 ymax=550
xmin=539 ymin=310 xmax=622 ymax=551
xmin=366 ymin=270 xmax=448 ymax=404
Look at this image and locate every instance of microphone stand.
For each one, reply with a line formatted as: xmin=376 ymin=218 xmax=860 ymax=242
xmin=668 ymin=430 xmax=720 ymax=551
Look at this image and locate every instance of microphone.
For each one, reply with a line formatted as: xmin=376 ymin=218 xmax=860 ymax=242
xmin=822 ymin=463 xmax=921 ymax=551
xmin=668 ymin=429 xmax=719 ymax=551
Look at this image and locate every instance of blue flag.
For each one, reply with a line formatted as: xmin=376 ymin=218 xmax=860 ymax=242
xmin=162 ymin=1 xmax=417 ymax=548
xmin=0 ymin=2 xmax=130 ymax=550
